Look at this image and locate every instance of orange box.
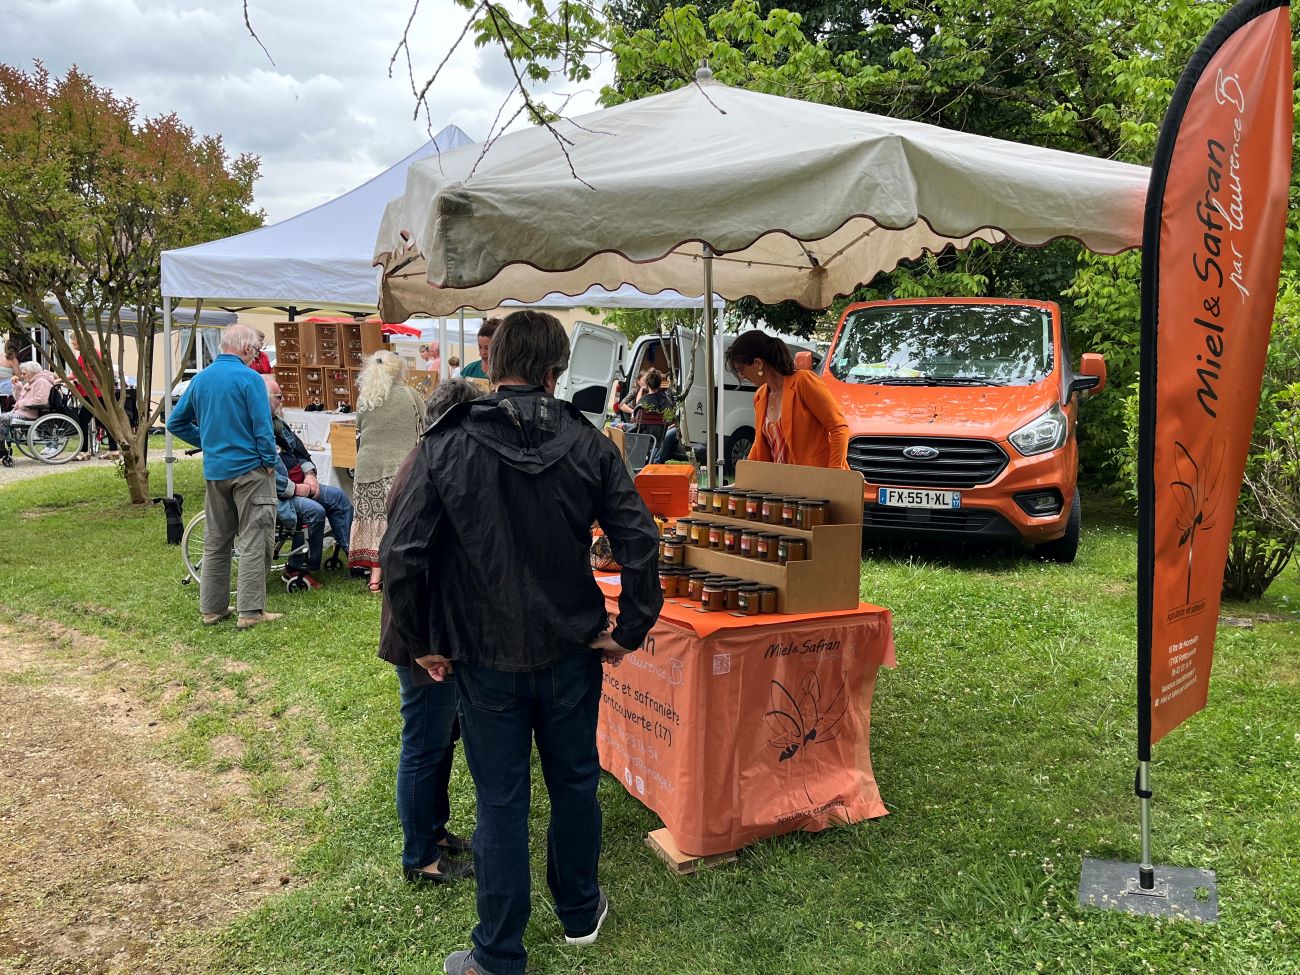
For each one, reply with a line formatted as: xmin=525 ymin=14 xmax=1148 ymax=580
xmin=634 ymin=464 xmax=693 ymax=517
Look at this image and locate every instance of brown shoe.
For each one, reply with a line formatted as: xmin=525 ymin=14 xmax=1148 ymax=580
xmin=202 ymin=608 xmax=233 ymax=625
xmin=237 ymin=611 xmax=283 ymax=630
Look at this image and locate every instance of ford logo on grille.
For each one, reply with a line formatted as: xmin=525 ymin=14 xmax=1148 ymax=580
xmin=903 ymin=445 xmax=940 ymax=460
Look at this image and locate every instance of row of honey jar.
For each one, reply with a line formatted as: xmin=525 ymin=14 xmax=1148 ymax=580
xmin=661 ymin=523 xmax=808 ymax=563
xmin=694 ymin=487 xmax=829 ymax=530
xmin=658 ymin=565 xmax=780 ymax=614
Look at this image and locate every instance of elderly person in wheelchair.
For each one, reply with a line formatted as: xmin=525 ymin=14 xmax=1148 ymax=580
xmin=264 ymin=379 xmax=353 ymax=590
xmin=0 ymin=361 xmax=61 ymax=467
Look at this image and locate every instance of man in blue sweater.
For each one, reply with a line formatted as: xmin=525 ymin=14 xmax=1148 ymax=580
xmin=168 ymin=324 xmax=282 ymax=629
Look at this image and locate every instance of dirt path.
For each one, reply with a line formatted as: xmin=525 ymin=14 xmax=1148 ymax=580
xmin=0 ymin=623 xmax=300 ymax=975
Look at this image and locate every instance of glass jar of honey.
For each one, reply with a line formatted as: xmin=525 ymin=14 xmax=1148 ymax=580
xmin=780 ymin=497 xmax=800 ymax=526
xmin=663 ymin=537 xmax=686 ymax=565
xmin=743 ymin=529 xmax=763 ymax=558
xmin=695 ymin=487 xmax=714 ymax=514
xmin=721 ymin=578 xmax=744 ymax=611
xmin=797 ymin=499 xmax=829 ymax=529
xmin=757 ymin=585 xmax=778 ymax=614
xmin=690 ymin=521 xmax=710 ymax=547
xmin=736 ymin=583 xmax=762 ymax=615
xmin=711 ymin=487 xmax=730 ymax=515
xmin=744 ymin=493 xmax=763 ymax=521
xmin=760 ymin=495 xmax=781 ymax=525
xmin=674 ymin=518 xmax=691 ymax=538
xmin=726 ymin=491 xmax=745 ymax=519
xmin=686 ymin=571 xmax=709 ymax=602
xmin=701 ymin=582 xmax=726 ymax=611
xmin=722 ymin=526 xmax=741 ymax=553
xmin=777 ymin=536 xmax=807 ymax=564
xmin=707 ymin=524 xmax=723 ymax=549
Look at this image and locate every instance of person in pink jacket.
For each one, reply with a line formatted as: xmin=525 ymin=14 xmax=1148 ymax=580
xmin=0 ymin=362 xmax=59 ymax=464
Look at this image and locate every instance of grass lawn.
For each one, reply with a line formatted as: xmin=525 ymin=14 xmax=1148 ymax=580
xmin=1 ymin=461 xmax=1297 ymax=974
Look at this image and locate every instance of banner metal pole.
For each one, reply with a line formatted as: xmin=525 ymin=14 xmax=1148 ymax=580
xmin=1138 ymin=761 xmax=1154 ymax=890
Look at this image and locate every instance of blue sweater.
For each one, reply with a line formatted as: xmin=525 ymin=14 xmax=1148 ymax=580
xmin=167 ymin=354 xmax=278 ymax=481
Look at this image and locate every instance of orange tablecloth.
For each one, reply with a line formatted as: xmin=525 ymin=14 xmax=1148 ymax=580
xmin=596 ymin=579 xmax=896 ymax=857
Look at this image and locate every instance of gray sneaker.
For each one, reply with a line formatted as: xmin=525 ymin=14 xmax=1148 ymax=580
xmin=563 ymin=888 xmax=609 ymax=946
xmin=443 ymin=949 xmax=495 ymax=975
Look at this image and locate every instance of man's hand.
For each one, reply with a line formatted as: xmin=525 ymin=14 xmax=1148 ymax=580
xmin=304 ymin=474 xmax=320 ymax=498
xmin=589 ymin=631 xmax=634 ymax=667
xmin=414 ymin=653 xmax=454 ymax=682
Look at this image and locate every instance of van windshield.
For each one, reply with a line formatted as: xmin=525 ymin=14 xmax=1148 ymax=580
xmin=828 ymin=303 xmax=1054 ymax=386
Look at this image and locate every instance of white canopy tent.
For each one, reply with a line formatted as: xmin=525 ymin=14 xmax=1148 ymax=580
xmin=375 ymin=69 xmax=1151 ymax=476
xmin=158 ymin=121 xmax=720 ymax=494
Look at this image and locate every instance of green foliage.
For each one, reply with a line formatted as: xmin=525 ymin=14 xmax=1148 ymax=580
xmin=1226 ymin=283 xmax=1300 ymax=598
xmin=0 ymin=62 xmax=262 ymax=502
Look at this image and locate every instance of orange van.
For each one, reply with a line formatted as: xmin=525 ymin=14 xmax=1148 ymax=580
xmin=821 ymin=298 xmax=1106 ymax=562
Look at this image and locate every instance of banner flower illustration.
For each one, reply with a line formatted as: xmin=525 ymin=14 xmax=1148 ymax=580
xmin=1169 ymin=440 xmax=1225 ymax=605
xmin=765 ymin=672 xmax=849 ymax=804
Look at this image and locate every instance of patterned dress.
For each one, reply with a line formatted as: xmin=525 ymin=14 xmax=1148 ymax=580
xmin=349 ymin=383 xmax=425 ymax=569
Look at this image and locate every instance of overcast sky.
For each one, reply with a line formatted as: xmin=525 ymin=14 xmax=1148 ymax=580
xmin=2 ymin=0 xmax=611 ymax=223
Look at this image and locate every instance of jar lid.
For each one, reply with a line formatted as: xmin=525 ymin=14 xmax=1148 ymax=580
xmin=702 ymin=582 xmax=725 ymax=591
xmin=713 ymin=486 xmax=733 ymax=496
xmin=688 ymin=570 xmax=709 ymax=578
xmin=703 ymin=574 xmax=728 ymax=582
xmin=805 ymin=498 xmax=830 ymax=504
xmin=737 ymin=582 xmax=762 ymax=591
xmin=756 ymin=584 xmax=778 ymax=593
xmin=783 ymin=496 xmax=803 ymax=503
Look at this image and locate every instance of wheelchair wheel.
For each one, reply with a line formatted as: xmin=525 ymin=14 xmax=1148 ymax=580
xmin=181 ymin=512 xmax=241 ymax=587
xmin=27 ymin=414 xmax=83 ymax=465
xmin=285 ymin=575 xmax=309 ymax=594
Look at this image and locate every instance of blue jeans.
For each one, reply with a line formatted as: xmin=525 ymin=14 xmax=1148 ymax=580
xmin=396 ymin=666 xmax=459 ymax=869
xmin=654 ymin=425 xmax=686 ymax=463
xmin=287 ymin=484 xmax=353 ymax=571
xmin=456 ymin=652 xmax=605 ymax=975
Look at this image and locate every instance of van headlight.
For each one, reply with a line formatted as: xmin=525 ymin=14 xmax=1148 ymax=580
xmin=1008 ymin=404 xmax=1068 ymax=456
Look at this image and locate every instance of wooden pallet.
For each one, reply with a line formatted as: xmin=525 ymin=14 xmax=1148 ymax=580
xmin=645 ymin=829 xmax=738 ymax=876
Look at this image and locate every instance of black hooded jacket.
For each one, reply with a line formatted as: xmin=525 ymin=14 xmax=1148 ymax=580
xmin=380 ymin=385 xmax=663 ymax=672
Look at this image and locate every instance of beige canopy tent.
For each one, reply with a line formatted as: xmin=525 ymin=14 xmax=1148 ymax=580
xmin=374 ymin=67 xmax=1150 ymax=475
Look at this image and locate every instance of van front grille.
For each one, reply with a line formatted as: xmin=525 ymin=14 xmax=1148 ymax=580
xmin=847 ymin=436 xmax=1008 ymax=488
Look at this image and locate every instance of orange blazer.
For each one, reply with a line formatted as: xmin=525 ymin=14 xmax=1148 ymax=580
xmin=747 ymin=369 xmax=850 ymax=469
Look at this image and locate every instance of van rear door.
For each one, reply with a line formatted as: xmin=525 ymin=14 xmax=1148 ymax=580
xmin=556 ymin=321 xmax=626 ymax=427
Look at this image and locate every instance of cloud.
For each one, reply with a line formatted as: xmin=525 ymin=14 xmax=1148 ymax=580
xmin=2 ymin=0 xmax=609 ymax=223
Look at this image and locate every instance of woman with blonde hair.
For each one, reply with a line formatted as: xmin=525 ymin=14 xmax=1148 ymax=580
xmin=350 ymin=350 xmax=426 ymax=588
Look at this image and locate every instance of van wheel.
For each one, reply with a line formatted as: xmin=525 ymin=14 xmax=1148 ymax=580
xmin=724 ymin=427 xmax=754 ymax=475
xmin=1036 ymin=489 xmax=1081 ymax=563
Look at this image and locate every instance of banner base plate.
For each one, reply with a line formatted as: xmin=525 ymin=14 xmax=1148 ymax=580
xmin=1078 ymin=858 xmax=1218 ymax=922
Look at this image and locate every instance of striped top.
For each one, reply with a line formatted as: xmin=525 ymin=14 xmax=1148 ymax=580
xmin=763 ymin=418 xmax=788 ymax=465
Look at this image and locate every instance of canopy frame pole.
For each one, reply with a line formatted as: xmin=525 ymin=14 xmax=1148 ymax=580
xmin=458 ymin=309 xmax=466 ymax=375
xmin=163 ymin=298 xmax=175 ymax=499
xmin=703 ymin=246 xmax=717 ymax=486
xmin=438 ymin=317 xmax=449 ymax=381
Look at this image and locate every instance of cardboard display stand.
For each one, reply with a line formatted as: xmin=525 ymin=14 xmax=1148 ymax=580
xmin=684 ymin=461 xmax=865 ymax=614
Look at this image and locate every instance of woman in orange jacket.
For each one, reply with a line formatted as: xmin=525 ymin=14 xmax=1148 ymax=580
xmin=726 ymin=330 xmax=849 ymax=469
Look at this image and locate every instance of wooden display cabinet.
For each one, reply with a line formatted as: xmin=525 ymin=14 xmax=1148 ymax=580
xmin=312 ymin=322 xmax=342 ymax=367
xmin=300 ymin=366 xmax=326 ymax=408
xmin=682 ymin=461 xmax=864 ymax=614
xmin=274 ymin=366 xmax=303 ymax=409
xmin=325 ymin=368 xmax=355 ymax=412
xmin=274 ymin=323 xmax=301 ymax=366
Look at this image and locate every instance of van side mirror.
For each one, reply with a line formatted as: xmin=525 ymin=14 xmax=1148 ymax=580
xmin=794 ymin=350 xmax=814 ymax=371
xmin=1071 ymin=353 xmax=1107 ymax=397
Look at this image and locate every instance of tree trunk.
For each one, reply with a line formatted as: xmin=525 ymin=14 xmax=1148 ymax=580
xmin=122 ymin=444 xmax=151 ymax=504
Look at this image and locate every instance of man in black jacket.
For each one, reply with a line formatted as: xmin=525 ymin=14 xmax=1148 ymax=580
xmin=381 ymin=310 xmax=662 ymax=975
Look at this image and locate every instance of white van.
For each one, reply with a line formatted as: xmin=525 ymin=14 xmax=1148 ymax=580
xmin=555 ymin=321 xmax=820 ymax=469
